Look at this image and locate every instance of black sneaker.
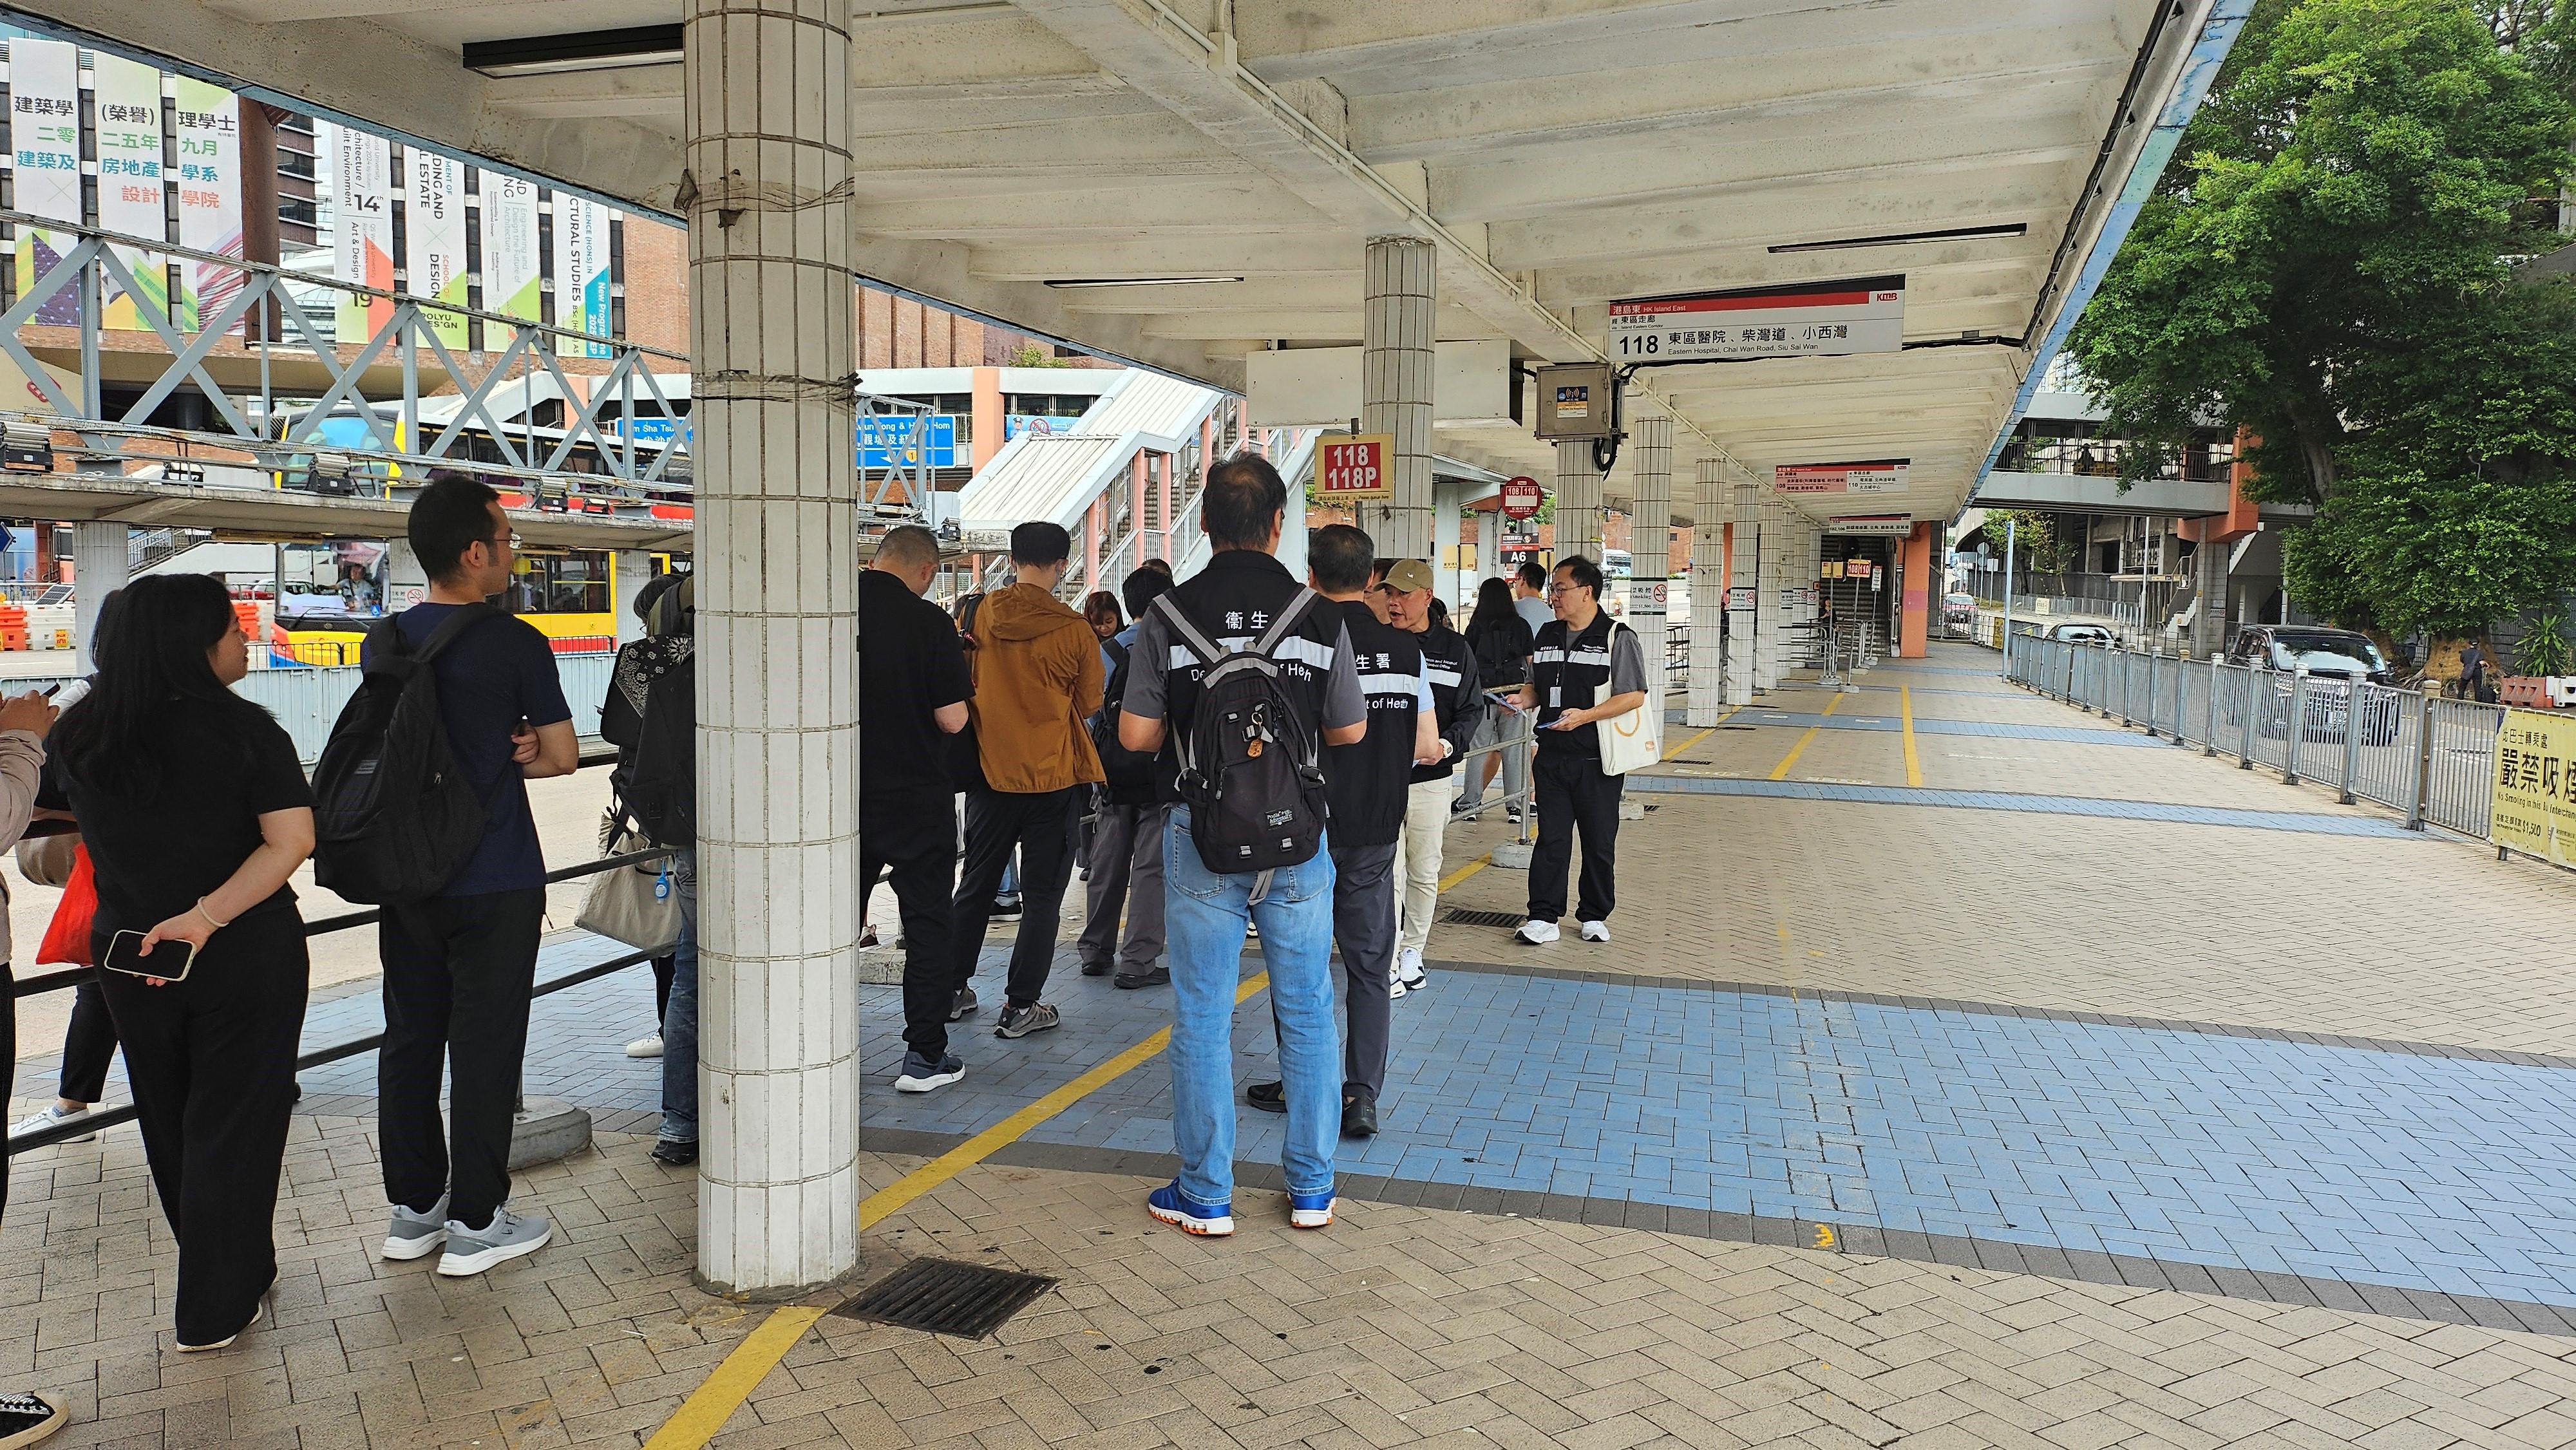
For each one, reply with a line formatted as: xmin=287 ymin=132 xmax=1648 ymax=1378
xmin=650 ymin=1138 xmax=698 ymax=1167
xmin=948 ymin=985 xmax=980 ymax=1022
xmin=991 ymin=896 xmax=1023 ymax=923
xmin=1245 ymin=1080 xmax=1286 ymax=1113
xmin=1341 ymin=1098 xmax=1378 ymax=1138
xmin=994 ymin=1002 xmax=1060 ymax=1039
xmin=1080 ymin=959 xmax=1113 ymax=977
xmin=0 ymin=1390 xmax=66 ymax=1449
xmin=893 ymin=1051 xmax=965 ymax=1094
xmin=1113 ymin=966 xmax=1170 ymax=990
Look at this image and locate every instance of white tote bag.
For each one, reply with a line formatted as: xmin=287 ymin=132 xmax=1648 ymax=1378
xmin=1598 ymin=697 xmax=1660 ymax=776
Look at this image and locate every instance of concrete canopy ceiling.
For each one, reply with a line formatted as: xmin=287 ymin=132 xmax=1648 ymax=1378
xmin=34 ymin=0 xmax=2226 ymax=531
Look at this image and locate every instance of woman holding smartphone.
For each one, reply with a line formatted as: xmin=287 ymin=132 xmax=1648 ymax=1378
xmin=53 ymin=575 xmax=315 ymax=1353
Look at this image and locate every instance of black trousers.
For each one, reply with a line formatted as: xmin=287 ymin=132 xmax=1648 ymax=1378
xmin=1329 ymin=840 xmax=1398 ymax=1104
xmin=1527 ymin=748 xmax=1624 ymax=923
xmin=378 ymin=887 xmax=544 ymax=1230
xmin=947 ymin=785 xmax=1079 ymax=1008
xmin=651 ymin=954 xmax=674 ymax=1027
xmin=864 ymin=805 xmax=959 ymax=1062
xmin=97 ymin=909 xmax=308 ymax=1348
xmin=1 ymin=961 xmax=14 ymax=1227
xmin=57 ymin=977 xmax=118 ymax=1102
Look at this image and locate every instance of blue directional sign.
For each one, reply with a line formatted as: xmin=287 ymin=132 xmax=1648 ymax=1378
xmin=617 ymin=413 xmax=961 ymax=468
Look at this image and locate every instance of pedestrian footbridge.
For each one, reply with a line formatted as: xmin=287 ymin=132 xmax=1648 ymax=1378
xmin=15 ymin=643 xmax=2576 ymax=1449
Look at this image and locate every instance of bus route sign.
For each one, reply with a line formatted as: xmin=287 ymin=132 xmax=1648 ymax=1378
xmin=1316 ymin=433 xmax=1394 ymax=502
xmin=1609 ymin=276 xmax=1904 ymax=362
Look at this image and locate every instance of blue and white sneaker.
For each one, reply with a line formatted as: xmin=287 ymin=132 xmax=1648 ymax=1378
xmin=1146 ymin=1180 xmax=1233 ymax=1237
xmin=1288 ymin=1189 xmax=1337 ymax=1230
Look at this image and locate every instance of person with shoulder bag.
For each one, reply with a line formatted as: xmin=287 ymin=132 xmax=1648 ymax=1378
xmin=0 ymin=672 xmax=65 ymax=1445
xmin=1457 ymin=576 xmax=1536 ymax=820
xmin=596 ymin=573 xmax=697 ymax=1166
xmin=1078 ymin=567 xmax=1175 ymax=990
xmin=52 ymin=574 xmax=314 ymax=1353
xmin=1513 ymin=556 xmax=1649 ymax=946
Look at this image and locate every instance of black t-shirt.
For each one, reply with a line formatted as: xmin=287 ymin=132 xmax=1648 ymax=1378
xmin=61 ymin=697 xmax=313 ymax=935
xmin=365 ymin=605 xmax=573 ymax=896
xmin=1324 ymin=599 xmax=1426 ymax=847
xmin=859 ymin=569 xmax=973 ymax=831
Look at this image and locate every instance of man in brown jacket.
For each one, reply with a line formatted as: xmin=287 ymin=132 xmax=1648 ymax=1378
xmin=946 ymin=520 xmax=1104 ymax=1039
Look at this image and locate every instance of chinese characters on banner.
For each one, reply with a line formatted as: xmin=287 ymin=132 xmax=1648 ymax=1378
xmin=551 ymin=196 xmax=613 ymax=357
xmin=1776 ymin=460 xmax=1909 ymax=495
xmin=2491 ymin=709 xmax=2576 ymax=869
xmin=1607 ymin=277 xmax=1905 ymax=362
xmin=478 ymin=175 xmax=543 ymax=350
xmin=8 ymin=38 xmax=82 ymax=328
xmin=173 ymin=79 xmax=243 ymax=334
xmin=92 ymin=53 xmax=169 ymax=332
xmin=407 ymin=151 xmax=471 ymax=347
xmin=331 ymin=124 xmax=395 ymax=341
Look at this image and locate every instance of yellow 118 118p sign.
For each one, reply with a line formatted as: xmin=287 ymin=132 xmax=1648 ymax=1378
xmin=2491 ymin=707 xmax=2576 ymax=868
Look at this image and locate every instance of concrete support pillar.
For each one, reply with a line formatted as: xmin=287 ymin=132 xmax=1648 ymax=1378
xmin=1554 ymin=440 xmax=1601 ymax=563
xmin=1359 ymin=236 xmax=1435 ymax=559
xmin=72 ymin=522 xmax=127 ymax=672
xmin=684 ymin=0 xmax=861 ymax=1298
xmin=1725 ymin=482 xmax=1758 ymax=706
xmin=2190 ymin=534 xmax=2228 ymax=658
xmin=1628 ymin=415 xmax=1672 ymax=717
xmin=612 ymin=551 xmax=654 ymax=643
xmin=1688 ymin=461 xmax=1728 ymax=724
xmin=1754 ymin=499 xmax=1786 ymax=690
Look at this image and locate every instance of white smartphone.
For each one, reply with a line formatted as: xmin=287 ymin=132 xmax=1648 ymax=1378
xmin=101 ymin=929 xmax=196 ymax=983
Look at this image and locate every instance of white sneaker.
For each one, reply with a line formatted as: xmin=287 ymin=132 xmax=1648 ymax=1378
xmin=625 ymin=1035 xmax=664 ymax=1059
xmin=11 ymin=1106 xmax=95 ymax=1144
xmin=1394 ymin=948 xmax=1427 ymax=992
xmin=1515 ymin=919 xmax=1560 ymax=945
xmin=1580 ymin=920 xmax=1611 ymax=943
xmin=381 ymin=1196 xmax=450 ymax=1261
xmin=1388 ymin=975 xmax=1409 ymax=1001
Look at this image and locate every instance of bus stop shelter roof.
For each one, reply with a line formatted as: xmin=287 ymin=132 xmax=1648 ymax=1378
xmin=40 ymin=0 xmax=2243 ymax=528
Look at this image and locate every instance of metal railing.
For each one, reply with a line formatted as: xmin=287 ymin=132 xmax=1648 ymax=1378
xmin=2003 ymin=634 xmax=2506 ymax=837
xmin=6 ymin=844 xmax=674 ymax=1155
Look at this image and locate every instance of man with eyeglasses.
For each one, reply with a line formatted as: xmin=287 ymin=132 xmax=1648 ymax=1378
xmin=367 ymin=472 xmax=579 ymax=1278
xmin=1515 ymin=556 xmax=1647 ymax=945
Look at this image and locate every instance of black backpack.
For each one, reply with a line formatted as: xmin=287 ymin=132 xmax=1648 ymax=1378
xmin=614 ymin=650 xmax=696 ymax=847
xmin=310 ymin=604 xmax=497 ymax=903
xmin=1090 ymin=636 xmax=1158 ymax=800
xmin=1157 ymin=589 xmax=1331 ymax=874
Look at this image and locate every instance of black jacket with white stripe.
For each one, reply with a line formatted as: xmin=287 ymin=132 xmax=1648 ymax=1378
xmin=1409 ymin=622 xmax=1483 ymax=784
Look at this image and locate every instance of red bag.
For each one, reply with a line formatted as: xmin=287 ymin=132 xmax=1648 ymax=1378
xmin=37 ymin=844 xmax=96 ymax=966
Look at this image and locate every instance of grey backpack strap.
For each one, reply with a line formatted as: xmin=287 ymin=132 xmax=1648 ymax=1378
xmin=1153 ymin=593 xmax=1227 ymax=665
xmin=1252 ymin=587 xmax=1319 ymax=657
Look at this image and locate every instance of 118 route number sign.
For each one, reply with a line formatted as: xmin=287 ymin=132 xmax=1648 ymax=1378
xmin=1316 ymin=433 xmax=1394 ymax=502
xmin=1501 ymin=476 xmax=1542 ymax=519
xmin=1608 ymin=276 xmax=1904 ymax=363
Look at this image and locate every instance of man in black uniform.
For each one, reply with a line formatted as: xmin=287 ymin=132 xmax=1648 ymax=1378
xmin=857 ymin=525 xmax=976 ymax=1093
xmin=1516 ymin=556 xmax=1649 ymax=945
xmin=1382 ymin=560 xmax=1482 ymax=995
xmin=1247 ymin=526 xmax=1438 ymax=1138
xmin=1117 ymin=457 xmax=1368 ymax=1236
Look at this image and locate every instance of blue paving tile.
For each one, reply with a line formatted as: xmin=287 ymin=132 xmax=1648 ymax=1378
xmin=1624 ymin=774 xmax=2419 ymax=837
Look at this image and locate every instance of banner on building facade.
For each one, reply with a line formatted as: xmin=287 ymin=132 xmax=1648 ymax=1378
xmin=550 ymin=196 xmax=612 ymax=357
xmin=477 ymin=173 xmax=542 ymax=350
xmin=173 ymin=80 xmax=243 ymax=334
xmin=406 ymin=149 xmax=470 ymax=347
xmin=7 ymin=38 xmax=83 ymax=328
xmin=331 ymin=124 xmax=394 ymax=341
xmin=92 ymin=53 xmax=169 ymax=332
xmin=2492 ymin=708 xmax=2576 ymax=870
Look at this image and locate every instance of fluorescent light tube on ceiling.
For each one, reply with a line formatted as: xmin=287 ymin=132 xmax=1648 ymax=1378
xmin=1042 ymin=276 xmax=1245 ymax=288
xmin=1769 ymin=223 xmax=2027 ymax=254
xmin=463 ymin=26 xmax=685 ymax=79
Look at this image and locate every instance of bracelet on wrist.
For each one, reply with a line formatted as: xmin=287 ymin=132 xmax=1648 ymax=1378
xmin=193 ymin=897 xmax=231 ymax=930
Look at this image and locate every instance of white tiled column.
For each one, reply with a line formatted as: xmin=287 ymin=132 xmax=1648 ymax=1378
xmin=1554 ymin=439 xmax=1602 ymax=563
xmin=72 ymin=522 xmax=127 ymax=672
xmin=1359 ymin=236 xmax=1435 ymax=560
xmin=1688 ymin=460 xmax=1728 ymax=724
xmin=685 ymin=0 xmax=862 ymax=1297
xmin=1627 ymin=414 xmax=1672 ymax=716
xmin=612 ymin=551 xmax=655 ymax=643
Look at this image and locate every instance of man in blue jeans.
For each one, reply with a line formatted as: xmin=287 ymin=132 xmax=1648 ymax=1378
xmin=1117 ymin=455 xmax=1366 ymax=1236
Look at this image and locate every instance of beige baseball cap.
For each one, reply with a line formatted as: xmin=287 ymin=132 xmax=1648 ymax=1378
xmin=1378 ymin=559 xmax=1436 ymax=593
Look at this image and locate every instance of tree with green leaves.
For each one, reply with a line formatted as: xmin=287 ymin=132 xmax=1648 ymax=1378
xmin=2068 ymin=0 xmax=2576 ymax=639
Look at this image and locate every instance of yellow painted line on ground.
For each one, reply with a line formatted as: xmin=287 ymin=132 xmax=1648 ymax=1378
xmin=1900 ymin=685 xmax=1923 ymax=788
xmin=1663 ymin=726 xmax=1716 ymax=761
xmin=643 ymin=971 xmax=1271 ymax=1450
xmin=1765 ymin=692 xmax=1844 ymax=781
xmin=1440 ymin=852 xmax=1493 ymax=892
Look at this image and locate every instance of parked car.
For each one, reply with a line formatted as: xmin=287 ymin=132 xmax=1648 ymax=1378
xmin=2043 ymin=622 xmax=2117 ymax=646
xmin=1943 ymin=592 xmax=1976 ymax=636
xmin=2222 ymin=625 xmax=2400 ymax=744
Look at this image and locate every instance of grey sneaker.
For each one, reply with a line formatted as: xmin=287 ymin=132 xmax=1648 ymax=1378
xmin=948 ymin=985 xmax=980 ymax=1022
xmin=381 ymin=1196 xmax=449 ymax=1261
xmin=994 ymin=1002 xmax=1060 ymax=1039
xmin=435 ymin=1205 xmax=553 ymax=1277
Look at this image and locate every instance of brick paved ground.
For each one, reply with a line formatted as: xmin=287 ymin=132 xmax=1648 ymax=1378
xmin=10 ymin=642 xmax=2576 ymax=1447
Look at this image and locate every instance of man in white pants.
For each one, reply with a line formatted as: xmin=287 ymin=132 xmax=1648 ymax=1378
xmin=1381 ymin=560 xmax=1482 ymax=995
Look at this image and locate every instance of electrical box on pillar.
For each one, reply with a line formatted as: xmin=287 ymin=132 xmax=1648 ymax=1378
xmin=1531 ymin=364 xmax=1616 ymax=440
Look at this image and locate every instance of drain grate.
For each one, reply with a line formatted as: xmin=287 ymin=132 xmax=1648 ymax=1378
xmin=1445 ymin=908 xmax=1526 ymax=928
xmin=831 ymin=1257 xmax=1057 ymax=1339
xmin=1671 ymin=757 xmax=1714 ymax=764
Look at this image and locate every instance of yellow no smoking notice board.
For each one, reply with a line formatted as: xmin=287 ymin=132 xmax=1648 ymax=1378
xmin=2492 ymin=708 xmax=2576 ymax=867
